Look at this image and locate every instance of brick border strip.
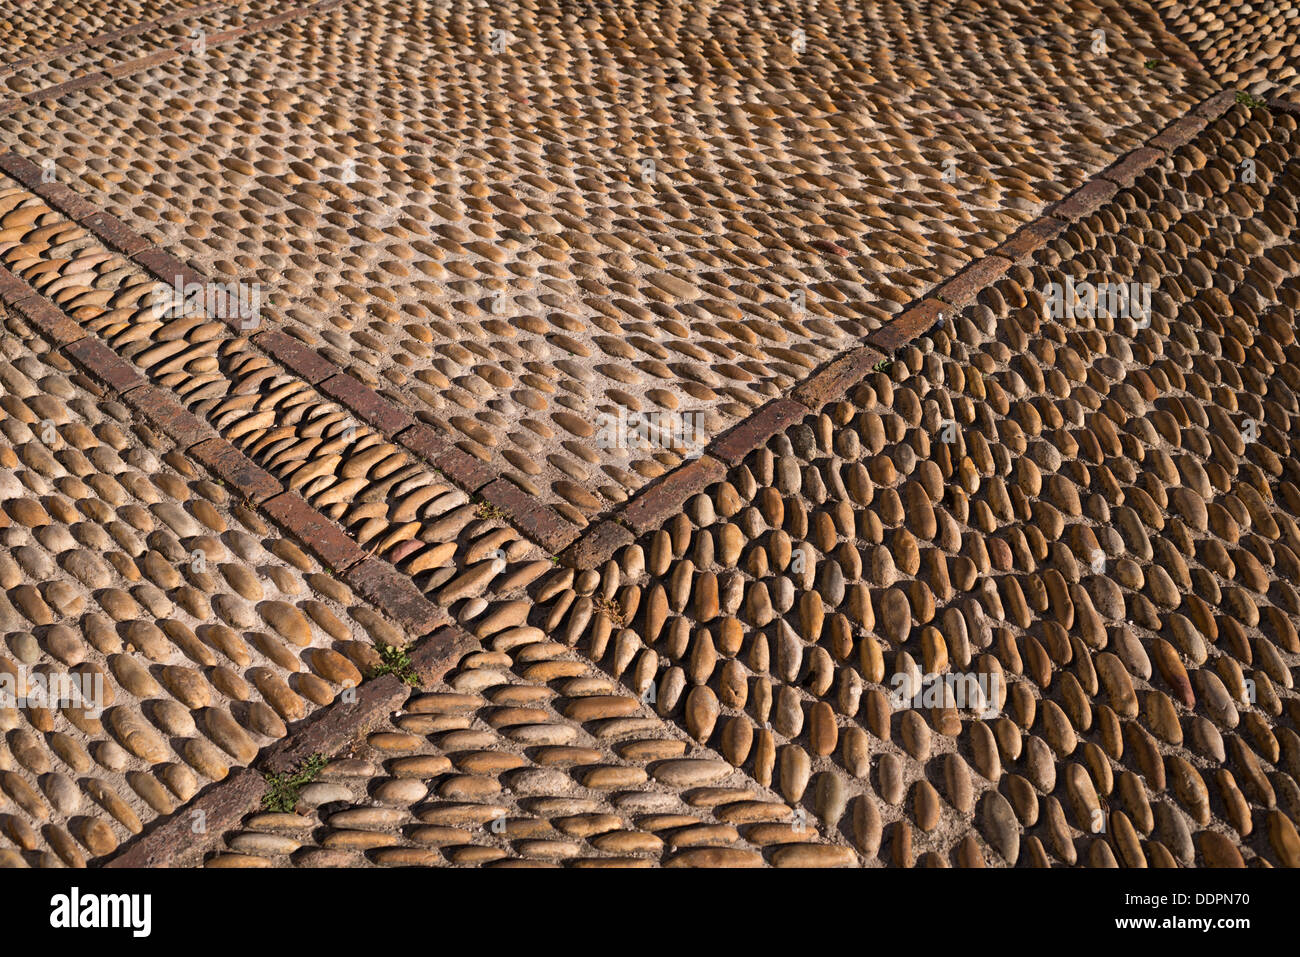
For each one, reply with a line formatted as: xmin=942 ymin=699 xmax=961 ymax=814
xmin=554 ymin=87 xmax=1240 ymax=571
xmin=102 ymin=623 xmax=478 ymax=868
xmin=0 ymin=0 xmax=344 ymax=116
xmin=0 ymin=262 xmax=452 ymax=646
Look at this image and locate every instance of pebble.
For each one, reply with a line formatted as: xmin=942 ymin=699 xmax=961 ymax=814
xmin=980 ymin=790 xmax=1020 ymax=865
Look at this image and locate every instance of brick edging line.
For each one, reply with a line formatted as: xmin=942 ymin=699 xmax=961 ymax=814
xmin=1 ymin=260 xmax=496 ymax=866
xmin=553 ymin=87 xmax=1240 ymax=571
xmin=0 ymin=146 xmax=584 ymax=554
xmin=102 ymin=624 xmax=478 ymax=868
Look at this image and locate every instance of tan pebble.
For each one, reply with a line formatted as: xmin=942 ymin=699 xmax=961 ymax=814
xmin=779 ymin=744 xmax=812 ymax=803
xmin=771 ymin=844 xmax=857 ymax=867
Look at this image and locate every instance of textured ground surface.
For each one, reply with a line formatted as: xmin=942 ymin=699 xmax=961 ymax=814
xmin=0 ymin=0 xmax=1220 ymax=521
xmin=1154 ymin=0 xmax=1300 ymax=94
xmin=0 ymin=0 xmax=1296 ymax=868
xmin=211 ymin=102 xmax=1300 ymax=869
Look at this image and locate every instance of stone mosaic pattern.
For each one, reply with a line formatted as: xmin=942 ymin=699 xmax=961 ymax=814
xmin=0 ymin=0 xmax=1217 ymax=523
xmin=0 ymin=0 xmax=215 ymax=68
xmin=0 ymin=177 xmax=552 ymax=605
xmin=1 ymin=0 xmax=1297 ymax=870
xmin=0 ymin=300 xmax=412 ymax=866
xmin=0 ymin=1 xmax=292 ymax=97
xmin=217 ymin=102 xmax=1300 ymax=868
xmin=1154 ymin=0 xmax=1300 ymax=94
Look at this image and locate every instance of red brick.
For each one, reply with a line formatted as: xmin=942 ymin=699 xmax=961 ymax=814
xmin=259 ymin=671 xmax=410 ymax=775
xmin=343 ymin=557 xmax=450 ymax=638
xmin=207 ymin=28 xmax=248 ymax=44
xmin=620 ymin=454 xmax=729 ymax=534
xmin=254 ymin=329 xmax=338 ymax=384
xmin=0 ymin=150 xmax=44 ymax=189
xmin=10 ymin=291 xmax=85 ymax=345
xmin=0 ymin=266 xmax=35 ymax=306
xmin=189 ymin=438 xmax=284 ymax=504
xmin=409 ymin=624 xmax=480 ymax=684
xmin=262 ymin=620 xmax=472 ymax=752
xmin=397 ymin=423 xmax=495 ymax=491
xmin=932 ymin=254 xmax=1012 ymax=309
xmin=31 ymin=180 xmax=100 ymax=221
xmin=62 ymin=337 xmax=145 ymax=393
xmin=1097 ymin=147 xmax=1164 ymax=189
xmin=261 ymin=491 xmax=366 ymax=571
xmin=103 ymin=767 xmax=263 ymax=868
xmin=992 ymin=217 xmax=1066 ymax=263
xmin=132 ymin=247 xmax=204 ymax=290
xmin=106 ymin=620 xmax=476 ymax=869
xmin=106 ymin=49 xmax=178 ymax=77
xmin=792 ymin=347 xmax=886 ymax=409
xmin=478 ymin=478 xmax=581 ymax=553
xmin=121 ymin=384 xmax=216 ymax=450
xmin=318 ymin=373 xmax=416 ymax=439
xmin=85 ymin=211 xmax=151 ymax=256
xmin=1149 ymin=113 xmax=1211 ymax=152
xmin=1048 ymin=178 xmax=1118 ymax=221
xmin=867 ymin=298 xmax=947 ymax=354
xmin=710 ymin=398 xmax=808 ymax=465
xmin=133 ymin=249 xmax=260 ymax=331
xmin=558 ymin=520 xmax=635 ymax=570
xmin=1194 ymin=90 xmax=1236 ymax=119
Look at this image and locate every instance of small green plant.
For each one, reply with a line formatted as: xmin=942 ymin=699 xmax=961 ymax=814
xmin=472 ymin=496 xmax=510 ymax=522
xmin=872 ymin=358 xmax=893 ymax=373
xmin=1144 ymin=58 xmax=1164 ymax=69
xmin=549 ymin=555 xmax=562 ymax=566
xmin=369 ymin=642 xmax=422 ymax=687
xmin=1236 ymin=91 xmax=1268 ymax=110
xmin=261 ymin=754 xmax=328 ymax=812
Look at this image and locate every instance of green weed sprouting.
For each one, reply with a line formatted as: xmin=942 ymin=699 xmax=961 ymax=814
xmin=261 ymin=754 xmax=328 ymax=812
xmin=368 ymin=642 xmax=422 ymax=687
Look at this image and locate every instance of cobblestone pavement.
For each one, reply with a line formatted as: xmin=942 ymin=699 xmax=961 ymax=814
xmin=1154 ymin=0 xmax=1300 ymax=96
xmin=0 ymin=1 xmax=1295 ymax=868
